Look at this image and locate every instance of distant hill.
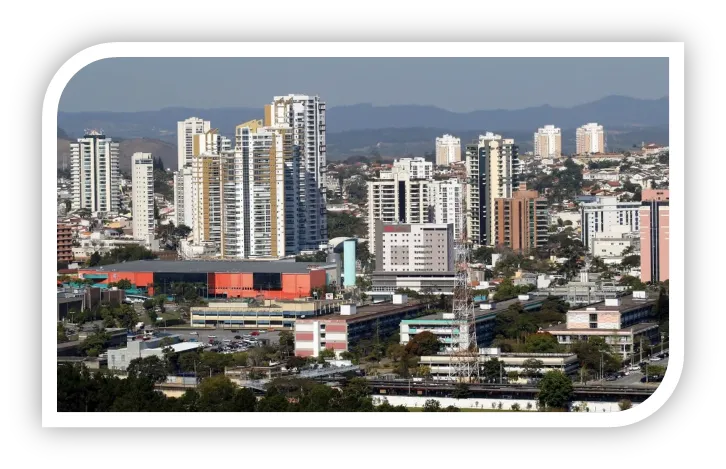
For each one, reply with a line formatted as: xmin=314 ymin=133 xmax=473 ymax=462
xmin=58 ymin=95 xmax=668 ymax=138
xmin=57 ymin=95 xmax=668 ymax=162
xmin=57 ymin=137 xmax=178 ymax=172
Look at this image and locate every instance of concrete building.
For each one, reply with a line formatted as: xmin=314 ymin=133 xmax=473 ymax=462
xmin=640 ymin=189 xmax=670 ymax=283
xmin=592 ymin=237 xmax=637 ymax=264
xmin=190 ymin=151 xmax=234 ymax=249
xmin=533 ymin=125 xmax=562 ymax=158
xmin=466 ymin=133 xmax=519 ymax=246
xmin=57 ymin=224 xmax=74 ymax=263
xmin=375 ymin=221 xmax=454 ymax=272
xmin=172 ymin=166 xmax=193 ymax=228
xmin=70 ymin=131 xmax=120 ymax=215
xmin=392 ymin=157 xmax=433 ymax=180
xmin=266 ymin=94 xmax=328 ymax=251
xmin=431 ymin=179 xmax=464 ymax=241
xmin=581 ymin=196 xmax=640 ymax=252
xmin=400 ymin=297 xmax=550 ymax=352
xmin=367 ymin=164 xmax=434 ymax=255
xmin=131 ymin=152 xmax=155 ymax=242
xmin=435 ymin=134 xmax=462 ymax=165
xmin=108 ymin=334 xmax=204 ymax=371
xmin=546 ymin=294 xmax=659 ymax=359
xmin=576 ymin=123 xmax=606 ymax=155
xmin=368 ymin=271 xmax=457 ymax=300
xmin=294 ymin=299 xmax=431 ymax=358
xmin=79 ymin=259 xmax=336 ymax=300
xmin=177 ymin=117 xmax=211 ymax=170
xmin=191 ymin=298 xmax=343 ymax=330
xmin=419 ymin=350 xmax=579 ymax=381
xmin=493 ymin=183 xmax=548 ymax=252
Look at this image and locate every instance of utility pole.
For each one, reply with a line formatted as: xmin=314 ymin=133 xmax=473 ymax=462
xmin=600 ymin=352 xmax=604 ymax=382
xmin=639 ymin=337 xmax=643 ymax=364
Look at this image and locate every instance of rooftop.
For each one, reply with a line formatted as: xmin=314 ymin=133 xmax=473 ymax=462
xmin=81 ymin=259 xmax=334 ymax=274
xmin=297 ymin=301 xmax=430 ymax=324
xmin=404 ymin=297 xmax=549 ymax=322
xmin=546 ymin=322 xmax=658 ymax=334
xmin=145 ymin=342 xmax=205 ymax=353
xmin=570 ymin=295 xmax=655 ymax=312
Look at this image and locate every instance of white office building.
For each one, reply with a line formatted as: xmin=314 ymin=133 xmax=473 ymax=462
xmin=177 ymin=117 xmax=211 ymax=170
xmin=70 ymin=131 xmax=120 ymax=215
xmin=533 ymin=125 xmax=562 ymax=158
xmin=466 ymin=132 xmax=519 ymax=246
xmin=435 ymin=134 xmax=462 ymax=166
xmin=131 ymin=152 xmax=155 ymax=241
xmin=267 ymin=95 xmax=328 ymax=251
xmin=576 ymin=123 xmax=606 ymax=155
xmin=581 ymin=196 xmax=640 ymax=252
xmin=375 ymin=222 xmax=454 ymax=272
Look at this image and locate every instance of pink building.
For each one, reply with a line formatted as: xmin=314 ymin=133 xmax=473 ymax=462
xmin=640 ymin=190 xmax=669 ymax=283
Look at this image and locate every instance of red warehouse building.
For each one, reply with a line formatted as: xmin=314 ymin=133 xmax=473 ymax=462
xmin=78 ymin=260 xmax=336 ymax=300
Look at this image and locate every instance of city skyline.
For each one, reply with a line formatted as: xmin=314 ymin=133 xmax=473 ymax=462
xmin=59 ymin=58 xmax=668 ymax=113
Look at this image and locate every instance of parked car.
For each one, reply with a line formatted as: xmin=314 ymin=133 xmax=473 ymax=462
xmin=605 ymin=375 xmax=617 ymax=381
xmin=251 ymin=331 xmax=260 ymax=336
xmin=234 ymin=335 xmax=242 ymax=340
xmin=650 ymin=356 xmax=662 ymax=362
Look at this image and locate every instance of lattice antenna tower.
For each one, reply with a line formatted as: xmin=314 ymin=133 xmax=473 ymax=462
xmin=448 ymin=190 xmax=479 ymax=383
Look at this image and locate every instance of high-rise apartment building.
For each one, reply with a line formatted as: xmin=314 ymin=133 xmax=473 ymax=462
xmin=375 ymin=222 xmax=454 ymax=273
xmin=393 ymin=157 xmax=433 ymax=180
xmin=435 ymin=134 xmax=461 ymax=166
xmin=131 ymin=152 xmax=155 ymax=241
xmin=640 ymin=189 xmax=669 ymax=283
xmin=266 ymin=95 xmax=327 ymax=251
xmin=367 ymin=161 xmax=435 ymax=255
xmin=533 ymin=125 xmax=562 ymax=158
xmin=431 ymin=179 xmax=464 ymax=241
xmin=57 ymin=224 xmax=74 ymax=263
xmin=173 ymin=166 xmax=193 ymax=228
xmin=493 ymin=183 xmax=549 ymax=252
xmin=177 ymin=117 xmax=211 ymax=169
xmin=581 ymin=196 xmax=640 ymax=252
xmin=576 ymin=123 xmax=605 ymax=155
xmin=466 ymin=132 xmax=519 ymax=246
xmin=190 ymin=151 xmax=234 ymax=248
xmin=70 ymin=131 xmax=120 ymax=215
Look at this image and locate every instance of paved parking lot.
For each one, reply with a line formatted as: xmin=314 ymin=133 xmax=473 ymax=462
xmin=156 ymin=327 xmax=281 ymax=345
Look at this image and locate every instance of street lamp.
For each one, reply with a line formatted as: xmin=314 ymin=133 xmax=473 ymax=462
xmin=599 ymin=351 xmax=604 ymax=382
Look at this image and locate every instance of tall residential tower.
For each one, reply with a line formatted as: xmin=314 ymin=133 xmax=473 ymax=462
xmin=70 ymin=131 xmax=120 ymax=215
xmin=435 ymin=134 xmax=462 ymax=166
xmin=576 ymin=123 xmax=605 ymax=155
xmin=131 ymin=152 xmax=155 ymax=241
xmin=533 ymin=125 xmax=562 ymax=158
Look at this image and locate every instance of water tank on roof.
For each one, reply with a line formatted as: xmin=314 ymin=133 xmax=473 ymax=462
xmin=605 ymin=298 xmax=621 ymax=307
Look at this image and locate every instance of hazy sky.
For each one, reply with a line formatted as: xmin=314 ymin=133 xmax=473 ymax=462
xmin=59 ymin=58 xmax=668 ymax=113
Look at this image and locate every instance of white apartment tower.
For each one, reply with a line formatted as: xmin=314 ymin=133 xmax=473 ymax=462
xmin=576 ymin=123 xmax=606 ymax=155
xmin=466 ymin=132 xmax=519 ymax=246
xmin=431 ymin=179 xmax=464 ymax=241
xmin=131 ymin=152 xmax=155 ymax=241
xmin=70 ymin=131 xmax=120 ymax=215
xmin=266 ymin=95 xmax=328 ymax=251
xmin=533 ymin=125 xmax=562 ymax=158
xmin=393 ymin=157 xmax=433 ymax=180
xmin=435 ymin=134 xmax=462 ymax=166
xmin=177 ymin=117 xmax=211 ymax=169
xmin=173 ymin=166 xmax=193 ymax=228
xmin=581 ymin=196 xmax=641 ymax=252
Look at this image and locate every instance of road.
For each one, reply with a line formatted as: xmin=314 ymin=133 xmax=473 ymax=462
xmin=597 ymin=355 xmax=669 ymax=386
xmin=155 ymin=327 xmax=281 ymax=345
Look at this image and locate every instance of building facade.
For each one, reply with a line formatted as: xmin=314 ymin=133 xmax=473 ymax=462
xmin=266 ymin=95 xmax=328 ymax=251
xmin=57 ymin=224 xmax=74 ymax=263
xmin=493 ymin=183 xmax=548 ymax=252
xmin=466 ymin=133 xmax=519 ymax=246
xmin=533 ymin=125 xmax=562 ymax=158
xmin=576 ymin=123 xmax=606 ymax=155
xmin=173 ymin=166 xmax=193 ymax=228
xmin=435 ymin=134 xmax=461 ymax=166
xmin=70 ymin=131 xmax=120 ymax=215
xmin=431 ymin=179 xmax=464 ymax=241
xmin=375 ymin=222 xmax=454 ymax=272
xmin=131 ymin=152 xmax=155 ymax=241
xmin=177 ymin=117 xmax=211 ymax=170
xmin=581 ymin=196 xmax=640 ymax=252
xmin=640 ymin=189 xmax=670 ymax=283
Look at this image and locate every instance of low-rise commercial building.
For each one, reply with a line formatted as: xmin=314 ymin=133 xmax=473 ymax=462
xmin=191 ymin=298 xmax=343 ymax=330
xmin=367 ymin=270 xmax=457 ymax=301
xmin=107 ymin=334 xmax=204 ymax=371
xmin=546 ymin=294 xmax=658 ymax=359
xmin=294 ymin=298 xmax=431 ymax=358
xmin=400 ymin=297 xmax=551 ymax=352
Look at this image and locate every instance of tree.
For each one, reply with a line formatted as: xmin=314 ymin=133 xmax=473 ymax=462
xmin=319 ymin=348 xmax=336 ymax=360
xmin=482 ymin=358 xmax=503 ymax=383
xmin=511 ymin=403 xmax=521 ymax=411
xmin=386 ymin=343 xmax=406 ymax=362
xmin=618 ymin=399 xmax=633 ymax=411
xmin=278 ymin=330 xmax=295 ymax=358
xmin=521 ymin=359 xmax=545 ymax=379
xmin=523 ymin=333 xmax=561 ymax=353
xmin=423 ymin=399 xmax=441 ymax=412
xmin=537 ymin=370 xmax=574 ymax=411
xmin=57 ymin=323 xmax=68 ymax=343
xmin=452 ymin=383 xmax=470 ymax=399
xmin=404 ymin=331 xmax=441 ymax=356
xmin=197 ymin=375 xmax=256 ymax=412
xmin=79 ymin=330 xmax=110 ymax=357
xmin=88 ymin=251 xmax=102 ymax=267
xmin=127 ymin=355 xmax=168 ymax=383
xmin=115 ymin=279 xmax=133 ymax=290
xmin=286 ymin=356 xmax=307 ymax=371
xmin=620 ymin=255 xmax=641 ymax=270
